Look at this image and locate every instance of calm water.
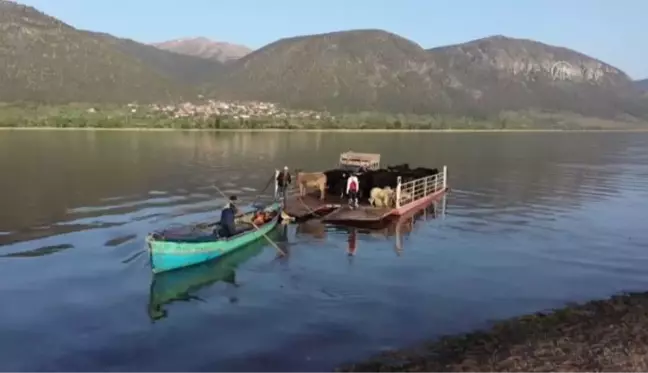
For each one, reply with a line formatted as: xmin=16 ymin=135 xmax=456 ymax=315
xmin=1 ymin=130 xmax=648 ymax=371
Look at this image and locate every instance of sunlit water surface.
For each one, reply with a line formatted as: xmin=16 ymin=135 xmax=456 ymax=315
xmin=1 ymin=131 xmax=647 ymax=371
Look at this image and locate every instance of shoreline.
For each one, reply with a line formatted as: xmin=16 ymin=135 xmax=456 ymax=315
xmin=2 ymin=127 xmax=648 ymax=133
xmin=338 ymin=291 xmax=648 ymax=372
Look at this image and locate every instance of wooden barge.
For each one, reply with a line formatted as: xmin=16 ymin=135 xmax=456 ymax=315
xmin=276 ymin=151 xmax=449 ymax=224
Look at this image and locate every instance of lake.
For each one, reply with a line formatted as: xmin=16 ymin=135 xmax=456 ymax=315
xmin=1 ymin=130 xmax=648 ymax=371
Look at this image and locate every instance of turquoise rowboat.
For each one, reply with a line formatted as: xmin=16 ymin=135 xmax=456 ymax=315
xmin=146 ymin=202 xmax=282 ymax=273
xmin=147 ymin=226 xmax=284 ymax=321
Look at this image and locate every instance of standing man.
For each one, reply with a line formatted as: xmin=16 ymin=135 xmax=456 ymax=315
xmin=276 ymin=166 xmax=292 ymax=201
xmin=346 ymin=172 xmax=360 ymax=208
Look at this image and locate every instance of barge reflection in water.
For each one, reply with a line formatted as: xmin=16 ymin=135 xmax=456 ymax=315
xmin=299 ymin=195 xmax=447 ymax=259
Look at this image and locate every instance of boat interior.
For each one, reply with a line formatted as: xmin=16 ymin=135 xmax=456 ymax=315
xmin=152 ymin=208 xmax=279 ymax=243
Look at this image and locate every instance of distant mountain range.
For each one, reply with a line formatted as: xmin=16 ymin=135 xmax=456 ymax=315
xmin=0 ymin=0 xmax=646 ymax=121
xmin=151 ymin=37 xmax=251 ymax=63
xmin=636 ymin=79 xmax=648 ymax=92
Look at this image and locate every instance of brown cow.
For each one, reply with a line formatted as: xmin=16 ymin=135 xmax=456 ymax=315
xmin=296 ymin=171 xmax=327 ymax=200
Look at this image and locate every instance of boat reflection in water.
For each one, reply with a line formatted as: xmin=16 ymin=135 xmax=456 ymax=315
xmin=333 ymin=195 xmax=447 ymax=256
xmin=147 ymin=226 xmax=286 ymax=321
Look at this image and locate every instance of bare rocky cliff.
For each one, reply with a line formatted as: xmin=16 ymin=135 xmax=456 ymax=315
xmin=152 ymin=37 xmax=252 ymax=63
xmin=423 ymin=35 xmax=644 ymax=117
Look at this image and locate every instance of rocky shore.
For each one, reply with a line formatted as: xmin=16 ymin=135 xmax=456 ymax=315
xmin=338 ymin=292 xmax=648 ymax=372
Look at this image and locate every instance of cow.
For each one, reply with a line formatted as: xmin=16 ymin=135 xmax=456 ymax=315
xmin=363 ymin=170 xmax=399 ymax=194
xmin=394 ymin=167 xmax=439 ymax=185
xmin=398 ymin=190 xmax=413 ymax=205
xmin=323 ymin=169 xmax=350 ymax=197
xmin=320 ymin=165 xmax=439 ymax=203
xmin=411 ymin=167 xmax=439 ymax=177
xmin=387 ymin=163 xmax=411 ymax=172
xmin=369 ymin=186 xmax=395 ymax=208
xmin=296 ymin=171 xmax=327 ymax=200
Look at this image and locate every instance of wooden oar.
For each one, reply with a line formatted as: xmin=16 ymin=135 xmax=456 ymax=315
xmin=211 ymin=184 xmax=286 ymax=257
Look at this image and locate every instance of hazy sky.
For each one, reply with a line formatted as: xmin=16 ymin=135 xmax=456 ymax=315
xmin=17 ymin=0 xmax=648 ymax=79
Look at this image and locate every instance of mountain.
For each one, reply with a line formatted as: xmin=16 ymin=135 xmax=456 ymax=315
xmin=211 ymin=30 xmax=453 ymax=113
xmin=425 ymin=35 xmax=646 ymax=118
xmin=210 ymin=30 xmax=647 ymax=119
xmin=152 ymin=37 xmax=252 ymax=63
xmin=0 ymin=0 xmax=195 ymax=103
xmin=90 ymin=33 xmax=224 ymax=85
xmin=637 ymin=79 xmax=648 ymax=91
xmin=0 ymin=1 xmax=645 ymax=120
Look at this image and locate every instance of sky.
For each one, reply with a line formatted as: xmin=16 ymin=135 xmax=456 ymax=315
xmin=16 ymin=0 xmax=648 ymax=79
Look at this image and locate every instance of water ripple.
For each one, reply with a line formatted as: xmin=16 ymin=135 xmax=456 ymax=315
xmin=1 ymin=132 xmax=648 ymax=371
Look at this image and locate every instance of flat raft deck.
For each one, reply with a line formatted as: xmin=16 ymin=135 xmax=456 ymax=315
xmin=283 ymin=194 xmax=392 ymax=222
xmin=281 ymin=164 xmax=449 ymax=223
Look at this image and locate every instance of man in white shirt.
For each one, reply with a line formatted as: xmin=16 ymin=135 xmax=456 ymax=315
xmin=346 ymin=173 xmax=360 ymax=208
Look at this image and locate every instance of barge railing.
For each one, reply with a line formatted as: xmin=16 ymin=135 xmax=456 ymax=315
xmin=275 ymin=165 xmax=449 ymax=209
xmin=395 ymin=165 xmax=447 ymax=208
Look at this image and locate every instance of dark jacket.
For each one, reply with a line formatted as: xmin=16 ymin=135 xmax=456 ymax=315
xmin=276 ymin=171 xmax=292 ymax=188
xmin=219 ymin=205 xmax=237 ymax=236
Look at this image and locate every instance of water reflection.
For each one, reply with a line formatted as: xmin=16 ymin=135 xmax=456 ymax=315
xmin=0 ymin=132 xmax=635 ymax=247
xmin=147 ymin=227 xmax=284 ymax=322
xmin=1 ymin=132 xmax=648 ymax=371
xmin=393 ymin=196 xmax=447 ymax=254
xmin=0 ymin=243 xmax=74 ymax=258
xmin=322 ymin=196 xmax=447 ymax=256
xmin=295 ymin=219 xmax=327 ymax=240
xmin=347 ymin=228 xmax=357 ymax=257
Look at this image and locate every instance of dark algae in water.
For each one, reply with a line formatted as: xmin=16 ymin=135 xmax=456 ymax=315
xmin=339 ymin=292 xmax=648 ymax=372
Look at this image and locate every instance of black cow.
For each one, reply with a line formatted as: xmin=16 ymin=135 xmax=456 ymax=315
xmin=349 ymin=169 xmax=398 ymax=201
xmin=323 ymin=169 xmax=350 ymax=197
xmin=323 ymin=165 xmax=439 ymax=202
xmin=411 ymin=167 xmax=438 ymax=176
xmin=386 ymin=163 xmax=410 ymax=172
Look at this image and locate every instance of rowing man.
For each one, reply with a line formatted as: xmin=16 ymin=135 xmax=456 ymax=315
xmin=219 ymin=196 xmax=239 ymax=237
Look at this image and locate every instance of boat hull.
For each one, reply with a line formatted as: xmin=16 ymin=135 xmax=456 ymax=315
xmin=147 ymin=227 xmax=284 ymax=321
xmin=148 ymin=202 xmax=281 ymax=273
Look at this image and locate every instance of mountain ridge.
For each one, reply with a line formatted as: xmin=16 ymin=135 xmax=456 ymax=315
xmin=210 ymin=29 xmax=646 ymax=119
xmin=152 ymin=37 xmax=252 ymax=63
xmin=0 ymin=0 xmax=195 ymax=103
xmin=637 ymin=79 xmax=648 ymax=92
xmin=90 ymin=32 xmax=225 ymax=85
xmin=0 ymin=1 xmax=645 ymax=122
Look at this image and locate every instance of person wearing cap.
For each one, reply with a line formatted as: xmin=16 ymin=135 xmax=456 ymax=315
xmin=275 ymin=166 xmax=292 ymax=201
xmin=218 ymin=196 xmax=239 ymax=238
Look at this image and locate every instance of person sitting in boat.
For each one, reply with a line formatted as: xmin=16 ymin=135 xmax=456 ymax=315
xmin=346 ymin=172 xmax=360 ymax=208
xmin=275 ymin=166 xmax=292 ymax=200
xmin=219 ymin=196 xmax=239 ymax=238
xmin=253 ymin=210 xmax=266 ymax=225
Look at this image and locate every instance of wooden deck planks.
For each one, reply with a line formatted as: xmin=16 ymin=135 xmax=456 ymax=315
xmin=322 ymin=205 xmax=392 ymax=222
xmin=283 ymin=192 xmax=393 ymax=222
xmin=283 ymin=194 xmax=340 ymax=218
